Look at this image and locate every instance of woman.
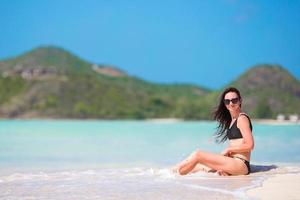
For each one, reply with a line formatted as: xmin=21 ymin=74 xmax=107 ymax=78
xmin=173 ymin=87 xmax=254 ymax=176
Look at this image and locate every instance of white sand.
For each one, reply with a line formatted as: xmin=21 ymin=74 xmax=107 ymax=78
xmin=252 ymin=119 xmax=300 ymax=125
xmin=247 ymin=173 xmax=300 ymax=200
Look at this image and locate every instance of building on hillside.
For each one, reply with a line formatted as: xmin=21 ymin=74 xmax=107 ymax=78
xmin=289 ymin=114 xmax=299 ymax=123
xmin=276 ymin=114 xmax=285 ymax=122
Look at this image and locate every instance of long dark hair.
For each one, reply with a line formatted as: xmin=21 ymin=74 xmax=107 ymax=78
xmin=213 ymin=87 xmax=242 ymax=143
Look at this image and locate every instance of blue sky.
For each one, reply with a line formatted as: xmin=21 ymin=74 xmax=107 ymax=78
xmin=0 ymin=0 xmax=299 ymax=89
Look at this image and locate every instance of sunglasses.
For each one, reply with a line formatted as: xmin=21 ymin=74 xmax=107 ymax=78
xmin=223 ymin=97 xmax=240 ymax=105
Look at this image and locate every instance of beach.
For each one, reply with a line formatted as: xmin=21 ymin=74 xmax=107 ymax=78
xmin=1 ymin=165 xmax=300 ymax=200
xmin=247 ymin=173 xmax=300 ymax=200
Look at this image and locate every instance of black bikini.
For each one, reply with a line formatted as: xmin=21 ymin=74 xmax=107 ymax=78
xmin=227 ymin=114 xmax=252 ymax=140
xmin=234 ymin=157 xmax=251 ymax=175
xmin=227 ymin=113 xmax=252 ymax=175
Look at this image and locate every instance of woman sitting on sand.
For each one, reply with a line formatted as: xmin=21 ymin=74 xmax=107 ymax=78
xmin=173 ymin=87 xmax=254 ymax=176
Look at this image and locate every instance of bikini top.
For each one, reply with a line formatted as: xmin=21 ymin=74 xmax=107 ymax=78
xmin=227 ymin=113 xmax=252 ymax=140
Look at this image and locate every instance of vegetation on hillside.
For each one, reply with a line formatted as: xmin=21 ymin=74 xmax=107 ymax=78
xmin=0 ymin=47 xmax=299 ymax=119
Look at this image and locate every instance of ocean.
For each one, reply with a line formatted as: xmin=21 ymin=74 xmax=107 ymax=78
xmin=0 ymin=120 xmax=299 ymax=199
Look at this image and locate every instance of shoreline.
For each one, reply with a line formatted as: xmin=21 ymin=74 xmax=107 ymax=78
xmin=0 ymin=117 xmax=299 ymax=125
xmin=246 ymin=173 xmax=300 ymax=200
xmin=252 ymin=119 xmax=300 ymax=125
xmin=0 ymin=117 xmax=299 ymax=124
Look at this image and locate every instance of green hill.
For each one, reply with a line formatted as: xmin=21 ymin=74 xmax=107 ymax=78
xmin=0 ymin=46 xmax=210 ymax=119
xmin=229 ymin=65 xmax=300 ymax=118
xmin=0 ymin=46 xmax=92 ymax=74
xmin=0 ymin=46 xmax=299 ymax=119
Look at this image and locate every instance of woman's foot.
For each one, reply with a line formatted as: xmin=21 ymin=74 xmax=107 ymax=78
xmin=217 ymin=170 xmax=230 ymax=176
xmin=171 ymin=166 xmax=179 ymax=173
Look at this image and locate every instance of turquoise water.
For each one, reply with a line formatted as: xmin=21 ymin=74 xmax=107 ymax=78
xmin=0 ymin=120 xmax=300 ymax=199
xmin=0 ymin=120 xmax=223 ymax=171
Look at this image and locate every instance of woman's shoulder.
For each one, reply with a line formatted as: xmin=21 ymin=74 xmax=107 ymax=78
xmin=237 ymin=113 xmax=253 ymax=129
xmin=238 ymin=112 xmax=251 ymax=120
xmin=237 ymin=114 xmax=250 ymax=123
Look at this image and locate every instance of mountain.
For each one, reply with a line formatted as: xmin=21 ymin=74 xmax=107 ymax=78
xmin=0 ymin=46 xmax=299 ymax=119
xmin=229 ymin=65 xmax=300 ymax=118
xmin=0 ymin=46 xmax=92 ymax=73
xmin=0 ymin=46 xmax=210 ymax=119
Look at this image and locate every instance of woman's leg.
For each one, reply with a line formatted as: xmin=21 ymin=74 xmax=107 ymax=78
xmin=172 ymin=151 xmax=213 ymax=173
xmin=178 ymin=150 xmax=247 ymax=175
xmin=191 ymin=163 xmax=216 ymax=173
xmin=172 ymin=153 xmax=195 ymax=172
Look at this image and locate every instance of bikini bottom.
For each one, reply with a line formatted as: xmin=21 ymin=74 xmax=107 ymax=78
xmin=233 ymin=156 xmax=251 ymax=175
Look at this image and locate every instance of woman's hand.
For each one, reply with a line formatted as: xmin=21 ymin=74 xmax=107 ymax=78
xmin=221 ymin=148 xmax=231 ymax=156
